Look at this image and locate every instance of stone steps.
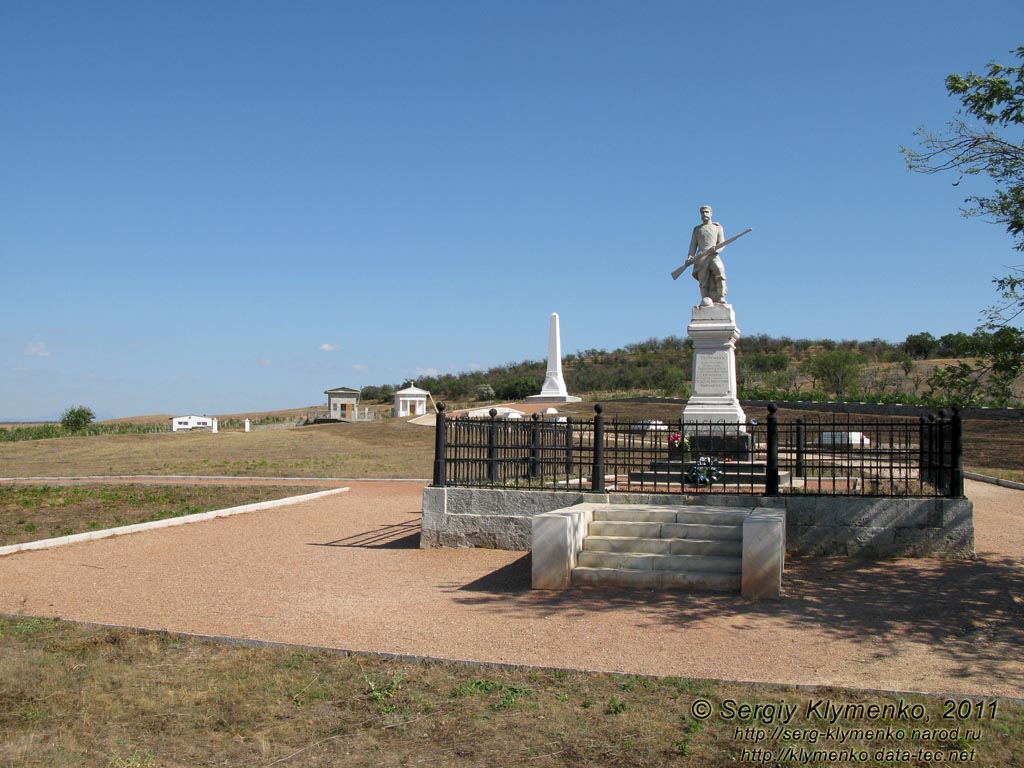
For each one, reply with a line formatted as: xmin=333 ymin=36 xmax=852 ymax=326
xmin=573 ymin=566 xmax=741 ymax=591
xmin=583 ymin=535 xmax=742 ymax=557
xmin=571 ymin=504 xmax=749 ymax=592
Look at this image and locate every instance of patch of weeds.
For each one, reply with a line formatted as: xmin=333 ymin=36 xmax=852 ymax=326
xmin=365 ymin=672 xmax=402 ymax=714
xmin=619 ymin=675 xmax=648 ymax=692
xmin=664 ymin=676 xmax=715 ymax=698
xmin=451 ymin=678 xmax=532 ymax=710
xmin=451 ymin=679 xmax=503 ymax=697
xmin=292 ymin=674 xmax=329 ymax=708
xmin=605 ymin=696 xmax=627 ymax=715
xmin=493 ymin=685 xmax=530 ymax=711
xmin=107 ymin=750 xmax=158 ymax=768
xmin=1 ymin=616 xmax=56 ymax=639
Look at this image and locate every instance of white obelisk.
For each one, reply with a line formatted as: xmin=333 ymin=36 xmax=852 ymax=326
xmin=527 ymin=312 xmax=581 ymax=403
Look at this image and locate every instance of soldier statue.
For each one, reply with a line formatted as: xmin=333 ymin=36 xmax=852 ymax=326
xmin=671 ymin=205 xmax=751 ymax=307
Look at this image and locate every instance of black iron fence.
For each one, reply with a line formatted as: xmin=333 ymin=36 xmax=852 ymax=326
xmin=431 ymin=403 xmax=965 ymax=498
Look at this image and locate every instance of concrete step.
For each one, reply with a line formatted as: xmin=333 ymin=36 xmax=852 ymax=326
xmin=592 ymin=504 xmax=750 ymax=526
xmin=572 ymin=566 xmax=741 ymax=592
xmin=588 ymin=520 xmax=743 ymax=541
xmin=583 ymin=535 xmax=743 ymax=557
xmin=572 ymin=504 xmax=748 ymax=594
xmin=577 ymin=550 xmax=741 ymax=574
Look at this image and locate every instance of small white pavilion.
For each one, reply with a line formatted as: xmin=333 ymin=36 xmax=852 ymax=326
xmin=394 ymin=385 xmax=430 ymax=417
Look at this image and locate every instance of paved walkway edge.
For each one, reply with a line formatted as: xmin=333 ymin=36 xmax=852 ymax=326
xmin=964 ymin=471 xmax=1024 ymax=491
xmin=0 ymin=487 xmax=350 ymax=558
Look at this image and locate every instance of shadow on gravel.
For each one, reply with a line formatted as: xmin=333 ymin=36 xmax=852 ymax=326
xmin=312 ymin=520 xmax=421 ymax=549
xmin=458 ymin=554 xmax=532 ymax=593
xmin=451 ymin=552 xmax=1024 ymax=686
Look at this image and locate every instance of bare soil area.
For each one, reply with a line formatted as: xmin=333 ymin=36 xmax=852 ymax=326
xmin=0 ymin=479 xmax=1020 ymax=698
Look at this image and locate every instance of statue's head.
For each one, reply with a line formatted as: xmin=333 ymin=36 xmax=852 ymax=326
xmin=699 ymin=205 xmax=713 ymax=222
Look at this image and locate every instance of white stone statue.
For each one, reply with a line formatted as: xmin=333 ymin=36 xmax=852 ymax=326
xmin=688 ymin=205 xmax=727 ymax=306
xmin=671 ymin=205 xmax=751 ymax=308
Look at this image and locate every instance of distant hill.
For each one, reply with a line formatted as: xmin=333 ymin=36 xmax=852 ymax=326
xmin=359 ymin=332 xmax=1018 ymax=408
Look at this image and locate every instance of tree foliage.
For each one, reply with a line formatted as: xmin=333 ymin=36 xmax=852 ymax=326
xmin=903 ymin=45 xmax=1024 ymax=251
xmin=60 ymin=405 xmax=95 ymax=432
xmin=902 ymin=332 xmax=938 ymax=360
xmin=904 ymin=47 xmax=1024 ymax=405
xmin=800 ymin=350 xmax=867 ymax=398
xmin=927 ymin=268 xmax=1024 ymax=406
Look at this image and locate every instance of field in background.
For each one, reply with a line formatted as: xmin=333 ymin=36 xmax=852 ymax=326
xmin=1 ymin=401 xmax=1021 ymax=479
xmin=0 ymin=418 xmax=435 ymax=479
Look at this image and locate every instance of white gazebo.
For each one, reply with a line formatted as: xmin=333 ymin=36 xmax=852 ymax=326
xmin=394 ymin=386 xmax=430 ymax=417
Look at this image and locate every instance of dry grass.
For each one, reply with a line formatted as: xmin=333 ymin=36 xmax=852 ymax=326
xmin=0 ymin=420 xmax=435 ymax=479
xmin=0 ymin=484 xmax=323 ymax=547
xmin=1 ymin=616 xmax=1020 ymax=768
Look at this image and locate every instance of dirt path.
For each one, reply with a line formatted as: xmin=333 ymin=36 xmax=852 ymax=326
xmin=0 ymin=479 xmax=1020 ymax=697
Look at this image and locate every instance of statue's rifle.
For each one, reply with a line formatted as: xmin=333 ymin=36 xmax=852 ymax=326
xmin=671 ymin=227 xmax=753 ymax=280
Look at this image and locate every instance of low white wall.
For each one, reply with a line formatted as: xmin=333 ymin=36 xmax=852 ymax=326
xmin=531 ymin=504 xmax=595 ymax=589
xmin=742 ymin=509 xmax=786 ymax=599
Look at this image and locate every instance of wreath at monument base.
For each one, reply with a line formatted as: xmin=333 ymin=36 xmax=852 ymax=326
xmin=686 ymin=456 xmax=723 ymax=485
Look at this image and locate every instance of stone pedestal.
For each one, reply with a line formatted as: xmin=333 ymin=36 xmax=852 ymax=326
xmin=682 ymin=303 xmax=747 ymax=432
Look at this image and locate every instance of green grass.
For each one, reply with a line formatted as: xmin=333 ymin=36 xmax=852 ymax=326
xmin=0 ymin=484 xmax=324 ymax=546
xmin=0 ymin=617 xmax=1020 ymax=767
xmin=965 ymin=466 xmax=1024 ymax=483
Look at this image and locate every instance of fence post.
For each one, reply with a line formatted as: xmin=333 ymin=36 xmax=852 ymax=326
xmin=432 ymin=402 xmax=447 ymax=486
xmin=937 ymin=410 xmax=948 ymax=495
xmin=592 ymin=404 xmax=605 ymax=493
xmin=950 ymin=406 xmax=964 ymax=498
xmin=487 ymin=408 xmax=499 ymax=483
xmin=529 ymin=413 xmax=541 ymax=479
xmin=765 ymin=403 xmax=779 ymax=496
xmin=918 ymin=416 xmax=928 ymax=485
xmin=795 ymin=417 xmax=805 ymax=478
xmin=565 ymin=417 xmax=575 ymax=478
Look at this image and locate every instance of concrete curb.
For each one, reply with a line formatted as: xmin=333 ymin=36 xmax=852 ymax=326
xmin=964 ymin=471 xmax=1024 ymax=491
xmin=0 ymin=487 xmax=349 ymax=558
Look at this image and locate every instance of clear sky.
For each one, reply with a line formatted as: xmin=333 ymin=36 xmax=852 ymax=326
xmin=3 ymin=2 xmax=1023 ymax=420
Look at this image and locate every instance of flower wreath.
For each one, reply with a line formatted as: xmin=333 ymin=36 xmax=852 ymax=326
xmin=686 ymin=456 xmax=723 ymax=485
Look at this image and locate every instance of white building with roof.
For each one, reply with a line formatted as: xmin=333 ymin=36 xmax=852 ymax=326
xmin=325 ymin=386 xmax=360 ymax=420
xmin=394 ymin=385 xmax=430 ymax=417
xmin=171 ymin=415 xmax=214 ymax=432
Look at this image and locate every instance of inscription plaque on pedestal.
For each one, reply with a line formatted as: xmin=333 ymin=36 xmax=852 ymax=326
xmin=694 ymin=352 xmax=731 ymax=396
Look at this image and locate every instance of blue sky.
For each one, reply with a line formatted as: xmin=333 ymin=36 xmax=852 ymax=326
xmin=3 ymin=2 xmax=1022 ymax=420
